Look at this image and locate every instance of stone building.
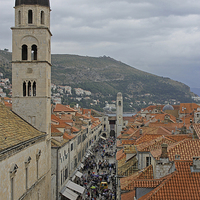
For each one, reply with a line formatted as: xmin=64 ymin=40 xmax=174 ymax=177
xmin=116 ymin=92 xmax=123 ymax=137
xmin=0 ymin=103 xmax=51 ymax=200
xmin=0 ymin=0 xmax=52 ymax=199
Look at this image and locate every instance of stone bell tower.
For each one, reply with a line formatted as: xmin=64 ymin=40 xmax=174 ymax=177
xmin=116 ymin=92 xmax=123 ymax=137
xmin=12 ymin=0 xmax=52 ymax=135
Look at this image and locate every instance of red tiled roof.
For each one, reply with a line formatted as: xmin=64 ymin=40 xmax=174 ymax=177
xmin=116 ymin=149 xmax=126 ymax=160
xmin=136 ymin=136 xmax=175 ymax=152
xmin=135 ymin=134 xmax=163 ymax=145
xmin=54 ymin=104 xmax=77 ymax=112
xmin=138 ymin=160 xmax=200 ymax=200
xmin=151 ymin=139 xmax=200 ymax=161
xmin=4 ymin=101 xmax=12 ymax=109
xmin=121 ymin=190 xmax=135 ymax=200
xmin=51 ymin=124 xmax=62 ymax=134
xmin=71 ymin=126 xmax=79 ymax=133
xmin=165 ymin=134 xmax=192 ymax=142
xmin=150 ymin=113 xmax=176 ymax=123
xmin=179 ymin=103 xmax=199 ymax=114
xmin=193 ymin=124 xmax=200 ymax=139
xmin=121 ymin=165 xmax=154 ymax=190
xmin=63 ymin=132 xmax=76 ymax=140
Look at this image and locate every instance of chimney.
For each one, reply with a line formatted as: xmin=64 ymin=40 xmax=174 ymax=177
xmin=160 ymin=143 xmax=168 ymax=158
xmin=193 ymin=157 xmax=200 ymax=170
xmin=175 ymin=154 xmax=180 ymax=160
xmin=139 ymin=129 xmax=143 ymax=135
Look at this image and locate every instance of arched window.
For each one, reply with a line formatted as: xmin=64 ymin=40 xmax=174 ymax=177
xmin=31 ymin=45 xmax=37 ymax=60
xmin=33 ymin=81 xmax=36 ymax=96
xmin=28 ymin=81 xmax=31 ymax=96
xmin=23 ymin=81 xmax=26 ymax=96
xmin=22 ymin=45 xmax=28 ymax=60
xmin=28 ymin=10 xmax=33 ymax=24
xmin=118 ymin=101 xmax=121 ymax=106
xmin=41 ymin=11 xmax=45 ymax=24
xmin=18 ymin=11 xmax=21 ymax=24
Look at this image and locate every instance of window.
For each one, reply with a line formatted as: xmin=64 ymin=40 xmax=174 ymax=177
xmin=65 ymin=168 xmax=68 ymax=180
xmin=31 ymin=45 xmax=37 ymax=60
xmin=23 ymin=81 xmax=26 ymax=96
xmin=36 ymin=160 xmax=39 ymax=179
xmin=28 ymin=10 xmax=33 ymax=24
xmin=146 ymin=157 xmax=151 ymax=167
xmin=18 ymin=11 xmax=21 ymax=24
xmin=36 ymin=150 xmax=41 ymax=179
xmin=61 ymin=170 xmax=63 ymax=185
xmin=28 ymin=81 xmax=31 ymax=96
xmin=71 ymin=143 xmax=73 ymax=151
xmin=78 ymin=135 xmax=81 ymax=145
xmin=78 ymin=152 xmax=81 ymax=162
xmin=74 ymin=158 xmax=77 ymax=168
xmin=22 ymin=45 xmax=28 ymax=60
xmin=25 ymin=167 xmax=28 ymax=190
xmin=118 ymin=101 xmax=121 ymax=106
xmin=41 ymin=11 xmax=45 ymax=24
xmin=33 ymin=81 xmax=36 ymax=96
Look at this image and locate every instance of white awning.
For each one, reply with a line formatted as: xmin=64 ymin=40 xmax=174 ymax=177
xmin=66 ymin=180 xmax=85 ymax=194
xmin=61 ymin=188 xmax=79 ymax=200
xmin=72 ymin=175 xmax=76 ymax=181
xmin=100 ymin=136 xmax=106 ymax=140
xmin=80 ymin=163 xmax=84 ymax=169
xmin=88 ymin=150 xmax=93 ymax=155
xmin=75 ymin=171 xmax=83 ymax=178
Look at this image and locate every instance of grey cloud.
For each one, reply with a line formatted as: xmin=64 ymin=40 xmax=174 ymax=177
xmin=0 ymin=0 xmax=199 ymax=88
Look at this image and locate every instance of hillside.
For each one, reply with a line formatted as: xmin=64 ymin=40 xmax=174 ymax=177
xmin=0 ymin=50 xmax=196 ymax=111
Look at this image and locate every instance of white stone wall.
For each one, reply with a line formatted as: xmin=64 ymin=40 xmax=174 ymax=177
xmin=15 ymin=5 xmax=50 ymax=29
xmin=0 ymin=138 xmax=51 ymax=200
xmin=116 ymin=93 xmax=123 ymax=137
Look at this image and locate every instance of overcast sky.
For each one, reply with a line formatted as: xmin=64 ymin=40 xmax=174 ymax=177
xmin=0 ymin=0 xmax=200 ymax=88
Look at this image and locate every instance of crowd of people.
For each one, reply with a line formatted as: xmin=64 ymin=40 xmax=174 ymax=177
xmin=78 ymin=137 xmax=117 ymax=200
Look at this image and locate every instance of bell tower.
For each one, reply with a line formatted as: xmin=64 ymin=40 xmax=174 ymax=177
xmin=12 ymin=0 xmax=52 ymax=134
xmin=116 ymin=92 xmax=123 ymax=137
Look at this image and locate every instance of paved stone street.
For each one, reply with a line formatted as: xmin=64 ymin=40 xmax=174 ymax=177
xmin=79 ymin=137 xmax=117 ymax=200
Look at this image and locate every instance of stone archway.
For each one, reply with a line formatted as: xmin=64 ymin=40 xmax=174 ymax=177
xmin=110 ymin=130 xmax=115 ymax=137
xmin=102 ymin=133 xmax=107 ymax=138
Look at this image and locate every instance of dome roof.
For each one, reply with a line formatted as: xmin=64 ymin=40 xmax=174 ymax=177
xmin=163 ymin=104 xmax=174 ymax=111
xmin=15 ymin=0 xmax=50 ymax=7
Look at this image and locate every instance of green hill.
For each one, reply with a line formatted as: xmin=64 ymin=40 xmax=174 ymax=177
xmin=0 ymin=50 xmax=195 ymax=111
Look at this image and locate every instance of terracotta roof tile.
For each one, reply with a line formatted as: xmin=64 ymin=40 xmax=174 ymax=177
xmin=135 ymin=134 xmax=163 ymax=145
xmin=121 ymin=190 xmax=135 ymax=200
xmin=138 ymin=160 xmax=200 ymax=200
xmin=179 ymin=103 xmax=199 ymax=114
xmin=121 ymin=165 xmax=154 ymax=190
xmin=151 ymin=139 xmax=200 ymax=161
xmin=54 ymin=104 xmax=77 ymax=112
xmin=116 ymin=149 xmax=126 ymax=160
xmin=0 ymin=103 xmax=45 ymax=153
xmin=193 ymin=124 xmax=200 ymax=139
xmin=136 ymin=136 xmax=175 ymax=152
xmin=63 ymin=133 xmax=76 ymax=140
xmin=51 ymin=138 xmax=69 ymax=147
